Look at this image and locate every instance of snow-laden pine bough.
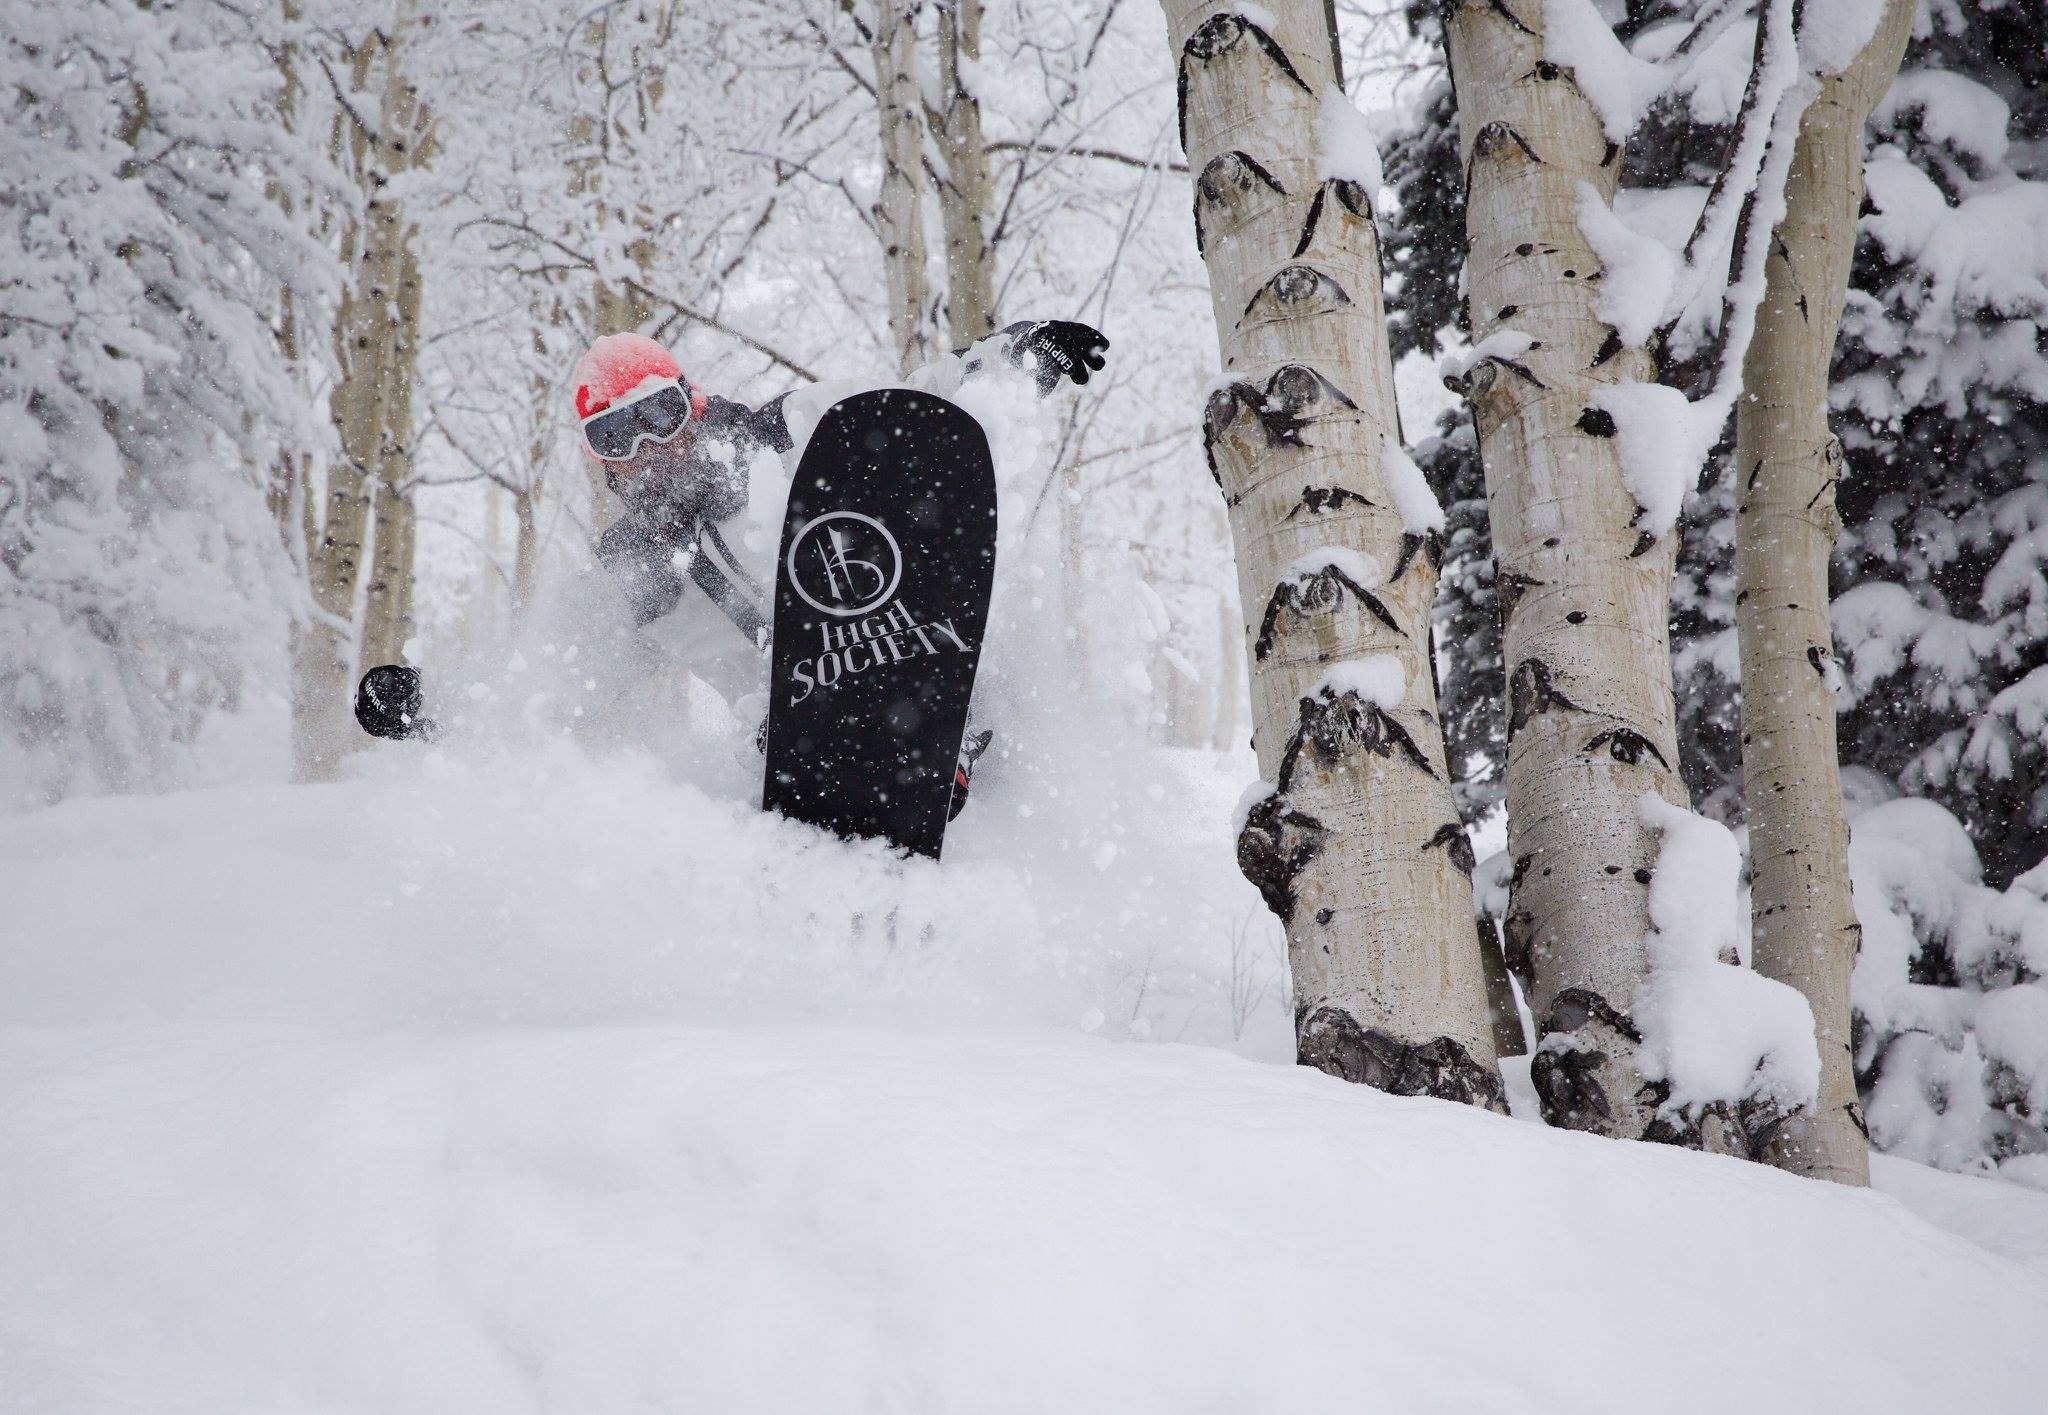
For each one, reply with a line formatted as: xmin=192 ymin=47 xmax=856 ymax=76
xmin=354 ymin=319 xmax=1106 ymax=857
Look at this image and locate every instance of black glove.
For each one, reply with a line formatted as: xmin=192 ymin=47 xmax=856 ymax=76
xmin=1003 ymin=320 xmax=1109 ymax=394
xmin=355 ymin=665 xmax=434 ymax=741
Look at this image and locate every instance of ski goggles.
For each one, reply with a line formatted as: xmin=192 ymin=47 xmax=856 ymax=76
xmin=582 ymin=382 xmax=695 ymax=462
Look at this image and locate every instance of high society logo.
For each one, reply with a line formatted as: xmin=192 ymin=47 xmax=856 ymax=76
xmin=787 ymin=510 xmax=900 ymax=619
xmin=784 ymin=510 xmax=972 ymax=704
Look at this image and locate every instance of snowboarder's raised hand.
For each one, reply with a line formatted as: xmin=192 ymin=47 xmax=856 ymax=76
xmin=1001 ymin=320 xmax=1110 ymax=393
xmin=355 ymin=665 xmax=435 ymax=741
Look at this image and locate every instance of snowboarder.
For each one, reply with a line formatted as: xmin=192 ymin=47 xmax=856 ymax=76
xmin=355 ymin=319 xmax=1109 ymax=814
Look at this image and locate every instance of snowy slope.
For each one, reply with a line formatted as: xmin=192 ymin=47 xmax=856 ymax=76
xmin=4 ymin=756 xmax=2047 ymax=1413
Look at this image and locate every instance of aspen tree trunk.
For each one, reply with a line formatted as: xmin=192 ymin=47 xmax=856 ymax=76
xmin=1443 ymin=0 xmax=1697 ymax=1140
xmin=513 ymin=482 xmax=541 ymax=615
xmin=512 ymin=360 xmax=549 ymax=620
xmin=360 ymin=228 xmax=424 ymax=671
xmin=266 ymin=7 xmax=311 ymax=562
xmin=475 ymin=481 xmax=504 ymax=654
xmin=1736 ymin=0 xmax=1912 ymax=1186
xmin=1211 ymin=587 xmax=1241 ymax=751
xmin=1168 ymin=0 xmax=1502 ymax=1106
xmin=293 ymin=39 xmax=386 ymax=780
xmin=293 ymin=27 xmax=427 ymax=777
xmin=932 ymin=0 xmax=997 ymax=345
xmin=573 ymin=13 xmax=663 ymax=529
xmin=1478 ymin=916 xmax=1528 ymax=1058
xmin=871 ymin=0 xmax=933 ymax=375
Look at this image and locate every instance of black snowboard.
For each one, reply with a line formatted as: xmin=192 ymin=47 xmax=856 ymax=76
xmin=762 ymin=388 xmax=997 ymax=859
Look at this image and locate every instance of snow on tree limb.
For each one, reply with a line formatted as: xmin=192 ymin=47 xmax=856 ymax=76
xmin=1633 ymin=793 xmax=1822 ymax=1120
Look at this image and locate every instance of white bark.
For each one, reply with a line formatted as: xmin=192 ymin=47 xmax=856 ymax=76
xmin=932 ymin=0 xmax=997 ymax=346
xmin=1211 ymin=586 xmax=1241 ymax=751
xmin=1168 ymin=0 xmax=1502 ymax=1107
xmin=293 ymin=26 xmax=427 ymax=778
xmin=294 ymin=38 xmax=387 ymax=781
xmin=573 ymin=12 xmax=664 ymax=527
xmin=871 ymin=0 xmax=933 ymax=375
xmin=1443 ymin=0 xmax=1696 ymax=1140
xmin=1736 ymin=0 xmax=1913 ymax=1186
xmin=360 ymin=225 xmax=424 ymax=672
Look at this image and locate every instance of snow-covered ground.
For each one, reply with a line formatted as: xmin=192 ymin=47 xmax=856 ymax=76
xmin=5 ymin=750 xmax=2046 ymax=1412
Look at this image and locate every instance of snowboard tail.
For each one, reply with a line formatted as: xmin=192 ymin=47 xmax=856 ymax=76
xmin=762 ymin=389 xmax=997 ymax=859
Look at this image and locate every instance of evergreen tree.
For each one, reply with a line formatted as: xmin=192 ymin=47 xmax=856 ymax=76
xmin=1 ymin=0 xmax=333 ymax=804
xmin=1831 ymin=0 xmax=2048 ymax=890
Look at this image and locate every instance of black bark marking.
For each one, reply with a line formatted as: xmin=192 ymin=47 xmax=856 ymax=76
xmin=1276 ymin=684 xmax=1436 ymax=790
xmin=1332 ymin=179 xmax=1371 ymax=218
xmin=1803 ymin=476 xmax=1837 ymax=511
xmin=1443 ymin=349 xmax=1546 ymax=398
xmin=1576 ymin=406 xmax=1617 ymax=438
xmin=1628 ymin=529 xmax=1659 ymax=558
xmin=1591 ymin=328 xmax=1624 ymax=367
xmin=1236 ymin=794 xmax=1329 ymax=924
xmin=1531 ymin=1043 xmax=1612 ymax=1126
xmin=1549 ymin=986 xmax=1643 ymax=1043
xmin=1193 ymin=150 xmax=1286 ymax=256
xmin=1178 ymin=14 xmax=1312 ymax=152
xmin=1515 ymin=242 xmax=1534 ymax=256
xmin=1533 ymin=60 xmax=1560 ymax=81
xmin=1565 ymin=610 xmax=1587 ymax=624
xmin=1296 ymin=1006 xmax=1508 ymax=1110
xmin=1806 ymin=644 xmax=1831 ymax=678
xmin=1584 ymin=726 xmax=1673 ymax=773
xmin=1600 ymin=139 xmax=1620 ymax=168
xmin=1389 ymin=529 xmax=1444 ymax=583
xmin=1466 ymin=120 xmax=1542 ymax=188
xmin=1291 ymin=185 xmax=1328 ymax=258
xmin=1292 ymin=179 xmax=1375 ymax=259
xmin=1201 ymin=381 xmax=1261 ymax=492
xmin=1496 ymin=568 xmax=1543 ymax=625
xmin=1501 ymin=911 xmax=1534 ymax=987
xmin=1507 ymin=657 xmax=1583 ymax=739
xmin=1532 ymin=987 xmax=1643 ymax=1131
xmin=1315 ymin=907 xmax=1333 ymax=926
xmin=1254 ymin=562 xmax=1403 ymax=659
xmin=1497 ymin=303 xmax=1520 ymax=320
xmin=1205 ymin=367 xmax=1359 ymax=489
xmin=1424 ymin=822 xmax=1477 ymax=876
xmin=1847 ymin=1101 xmax=1870 ymax=1139
xmin=1241 ymin=263 xmax=1354 ymax=323
xmin=1479 ymin=0 xmax=1536 ymax=38
xmin=1281 ymin=485 xmax=1375 ymax=521
xmin=1252 ymin=363 xmax=1360 ymax=447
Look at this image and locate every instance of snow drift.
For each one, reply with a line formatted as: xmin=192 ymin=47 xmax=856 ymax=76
xmin=4 ymin=757 xmax=2048 ymax=1413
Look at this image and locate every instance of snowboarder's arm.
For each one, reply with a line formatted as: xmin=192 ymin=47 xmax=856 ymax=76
xmin=698 ymin=392 xmax=795 ymax=458
xmin=595 ymin=516 xmax=687 ymax=628
xmin=742 ymin=392 xmax=795 ymax=453
xmin=913 ymin=320 xmax=1110 ymax=398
